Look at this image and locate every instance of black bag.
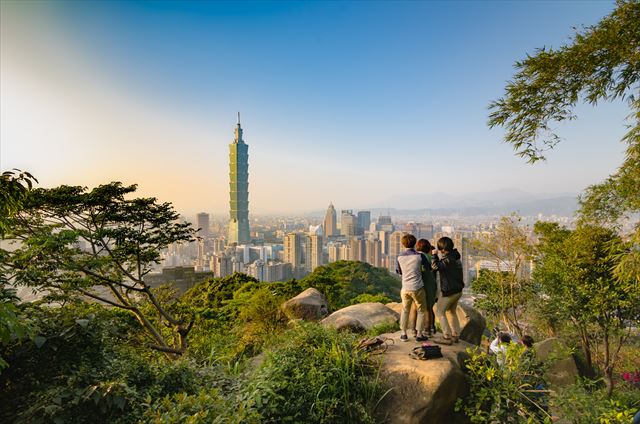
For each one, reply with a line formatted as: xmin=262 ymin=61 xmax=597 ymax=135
xmin=411 ymin=344 xmax=443 ymax=360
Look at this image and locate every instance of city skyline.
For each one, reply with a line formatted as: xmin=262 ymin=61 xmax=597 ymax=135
xmin=1 ymin=1 xmax=629 ymax=215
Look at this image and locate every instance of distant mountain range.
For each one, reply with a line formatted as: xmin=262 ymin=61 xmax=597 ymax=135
xmin=308 ymin=189 xmax=579 ymax=217
xmin=371 ymin=188 xmax=579 ymax=217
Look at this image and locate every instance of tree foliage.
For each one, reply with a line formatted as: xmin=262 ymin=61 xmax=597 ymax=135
xmin=0 ymin=169 xmax=39 ymax=369
xmin=1 ymin=182 xmax=196 ymax=357
xmin=471 ymin=215 xmax=534 ymax=337
xmin=300 ymin=260 xmax=401 ymax=310
xmin=488 ymin=1 xmax=640 ymax=276
xmin=533 ymin=222 xmax=640 ymax=395
xmin=457 ymin=344 xmax=550 ymax=423
xmin=488 ymin=0 xmax=639 ymax=164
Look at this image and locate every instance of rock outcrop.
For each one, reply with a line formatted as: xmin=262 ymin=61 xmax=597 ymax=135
xmin=321 ymin=302 xmax=399 ymax=332
xmin=281 ymin=288 xmax=329 ymax=321
xmin=534 ymin=337 xmax=579 ymax=387
xmin=385 ymin=301 xmax=486 ymax=346
xmin=456 ymin=303 xmax=486 ymax=346
xmin=377 ymin=331 xmax=473 ymax=424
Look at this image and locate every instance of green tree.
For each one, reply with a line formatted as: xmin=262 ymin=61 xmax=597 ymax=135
xmin=300 ymin=261 xmax=400 ymax=309
xmin=0 ymin=170 xmax=38 ymax=369
xmin=458 ymin=344 xmax=550 ymax=423
xmin=1 ymin=182 xmax=196 ymax=357
xmin=471 ymin=215 xmax=534 ymax=337
xmin=533 ymin=222 xmax=640 ymax=395
xmin=488 ymin=0 xmax=640 ymax=281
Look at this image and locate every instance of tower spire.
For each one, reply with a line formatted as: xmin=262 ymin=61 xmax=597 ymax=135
xmin=237 ymin=111 xmax=241 ymax=126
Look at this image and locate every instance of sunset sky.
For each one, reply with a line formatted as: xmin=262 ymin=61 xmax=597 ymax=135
xmin=0 ymin=1 xmax=629 ymax=215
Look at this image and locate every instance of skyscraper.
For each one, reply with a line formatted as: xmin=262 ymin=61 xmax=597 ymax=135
xmin=228 ymin=113 xmax=250 ymax=244
xmin=340 ymin=210 xmax=357 ymax=236
xmin=323 ymin=203 xmax=337 ymax=237
xmin=357 ymin=211 xmax=371 ymax=235
xmin=305 ymin=234 xmax=323 ymax=272
xmin=196 ymin=212 xmax=210 ymax=238
xmin=284 ymin=232 xmax=304 ymax=273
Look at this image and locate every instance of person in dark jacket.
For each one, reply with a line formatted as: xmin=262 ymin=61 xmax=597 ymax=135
xmin=416 ymin=239 xmax=437 ymax=336
xmin=431 ymin=236 xmax=464 ymax=345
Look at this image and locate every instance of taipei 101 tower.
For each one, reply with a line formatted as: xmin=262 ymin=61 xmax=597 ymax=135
xmin=228 ymin=113 xmax=250 ymax=244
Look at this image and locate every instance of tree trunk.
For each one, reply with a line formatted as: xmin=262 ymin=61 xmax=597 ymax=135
xmin=579 ymin=326 xmax=595 ymax=378
xmin=603 ymin=331 xmax=614 ymax=397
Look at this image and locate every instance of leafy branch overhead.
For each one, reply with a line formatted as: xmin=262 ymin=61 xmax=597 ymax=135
xmin=488 ymin=0 xmax=640 ymax=164
xmin=2 ymin=181 xmax=196 ymax=357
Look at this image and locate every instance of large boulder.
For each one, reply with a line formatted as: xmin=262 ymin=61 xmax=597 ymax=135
xmin=281 ymin=288 xmax=329 ymax=321
xmin=455 ymin=303 xmax=486 ymax=346
xmin=377 ymin=330 xmax=472 ymax=423
xmin=321 ymin=302 xmax=399 ymax=332
xmin=534 ymin=337 xmax=579 ymax=387
xmin=385 ymin=301 xmax=486 ymax=345
xmin=385 ymin=302 xmax=402 ymax=316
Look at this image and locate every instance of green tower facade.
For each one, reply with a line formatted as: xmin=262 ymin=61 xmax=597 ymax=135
xmin=228 ymin=113 xmax=250 ymax=244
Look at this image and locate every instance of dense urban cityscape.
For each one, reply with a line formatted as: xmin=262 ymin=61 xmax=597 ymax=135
xmin=3 ymin=1 xmax=638 ymax=423
xmin=145 ymin=118 xmax=576 ymax=292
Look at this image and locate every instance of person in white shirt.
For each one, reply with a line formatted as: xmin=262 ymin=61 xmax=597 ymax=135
xmin=490 ymin=332 xmax=519 ymax=365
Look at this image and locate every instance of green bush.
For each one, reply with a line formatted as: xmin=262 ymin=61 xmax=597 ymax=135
xmin=142 ymin=389 xmax=238 ymax=424
xmin=350 ymin=293 xmax=393 ymax=305
xmin=551 ymin=378 xmax=639 ymax=424
xmin=300 ymin=261 xmax=400 ymax=309
xmin=457 ymin=344 xmax=551 ymax=423
xmin=236 ymin=323 xmax=384 ymax=423
xmin=0 ymin=303 xmax=218 ymax=424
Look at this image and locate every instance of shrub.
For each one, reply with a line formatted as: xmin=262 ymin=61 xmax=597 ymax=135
xmin=551 ymin=378 xmax=639 ymax=424
xmin=0 ymin=303 xmax=218 ymax=423
xmin=236 ymin=323 xmax=384 ymax=423
xmin=142 ymin=389 xmax=238 ymax=424
xmin=350 ymin=293 xmax=393 ymax=305
xmin=457 ymin=344 xmax=551 ymax=423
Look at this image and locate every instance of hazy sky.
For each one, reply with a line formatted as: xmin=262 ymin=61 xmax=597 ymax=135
xmin=0 ymin=1 xmax=630 ymax=215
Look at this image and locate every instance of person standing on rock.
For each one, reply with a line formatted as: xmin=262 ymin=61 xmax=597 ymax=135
xmin=431 ymin=236 xmax=465 ymax=345
xmin=396 ymin=234 xmax=430 ymax=342
xmin=416 ymin=239 xmax=438 ymax=336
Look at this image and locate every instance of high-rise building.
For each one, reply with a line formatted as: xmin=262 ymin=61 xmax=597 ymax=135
xmin=378 ymin=215 xmax=394 ymax=232
xmin=365 ymin=239 xmax=382 ymax=267
xmin=196 ymin=212 xmax=210 ymax=238
xmin=417 ymin=223 xmax=434 ymax=241
xmin=213 ymin=238 xmax=226 ymax=254
xmin=284 ymin=232 xmax=304 ymax=272
xmin=388 ymin=230 xmax=405 ymax=272
xmin=379 ymin=230 xmax=390 ymax=255
xmin=340 ymin=210 xmax=357 ymax=236
xmin=228 ymin=113 xmax=250 ymax=244
xmin=339 ymin=244 xmax=351 ymax=261
xmin=305 ymin=235 xmax=323 ymax=272
xmin=348 ymin=237 xmax=365 ymax=262
xmin=328 ymin=243 xmax=341 ymax=262
xmin=323 ymin=203 xmax=337 ymax=237
xmin=389 ymin=231 xmax=405 ymax=258
xmin=357 ymin=211 xmax=371 ymax=235
xmin=211 ymin=254 xmax=232 ymax=278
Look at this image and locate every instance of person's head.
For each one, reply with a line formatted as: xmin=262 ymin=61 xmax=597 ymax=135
xmin=437 ymin=236 xmax=454 ymax=253
xmin=521 ymin=335 xmax=534 ymax=348
xmin=499 ymin=333 xmax=512 ymax=344
xmin=415 ymin=238 xmax=432 ymax=253
xmin=401 ymin=234 xmax=417 ymax=249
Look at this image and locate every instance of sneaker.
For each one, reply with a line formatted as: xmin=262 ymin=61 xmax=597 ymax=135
xmin=433 ymin=336 xmax=453 ymax=346
xmin=415 ymin=335 xmax=428 ymax=342
xmin=400 ymin=334 xmax=409 ymax=342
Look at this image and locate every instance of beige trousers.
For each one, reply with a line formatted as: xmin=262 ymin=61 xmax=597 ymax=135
xmin=436 ymin=291 xmax=462 ymax=338
xmin=400 ymin=288 xmax=427 ymax=334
